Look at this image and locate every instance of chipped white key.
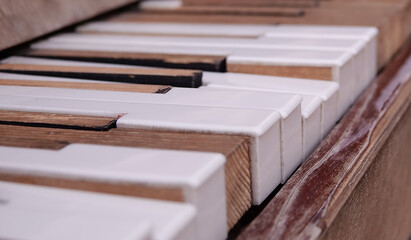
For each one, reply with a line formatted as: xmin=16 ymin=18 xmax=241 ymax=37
xmin=265 ymin=24 xmax=378 ymax=87
xmin=75 ymin=21 xmax=377 ymax=91
xmin=27 ymin=42 xmax=353 ymax=114
xmin=139 ymin=0 xmax=182 ymax=9
xmin=0 ymin=84 xmax=302 ymax=182
xmin=0 ymin=179 xmax=197 ymax=240
xmin=0 ymin=144 xmax=225 ymax=240
xmin=47 ymin=33 xmax=368 ymax=95
xmin=202 ymin=71 xmax=339 ymax=138
xmin=0 ymin=94 xmax=281 ymax=204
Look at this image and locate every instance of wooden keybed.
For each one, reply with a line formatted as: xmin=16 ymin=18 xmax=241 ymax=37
xmin=0 ymin=0 xmax=410 ymax=239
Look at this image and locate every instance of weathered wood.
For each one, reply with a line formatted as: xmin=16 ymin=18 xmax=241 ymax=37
xmin=237 ymin=34 xmax=411 ymax=240
xmin=24 ymin=48 xmax=227 ymax=72
xmin=0 ymin=124 xmax=251 ymax=229
xmin=319 ymin=104 xmax=411 ymax=240
xmin=0 ymin=79 xmax=171 ymax=93
xmin=0 ymin=111 xmax=117 ymax=131
xmin=0 ymin=63 xmax=203 ymax=88
xmin=227 ymin=64 xmax=333 ymax=81
xmin=0 ymin=172 xmax=185 ymax=202
xmin=0 ymin=0 xmax=139 ymax=51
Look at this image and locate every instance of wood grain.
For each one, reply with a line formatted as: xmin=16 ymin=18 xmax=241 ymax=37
xmin=0 ymin=111 xmax=117 ymax=131
xmin=0 ymin=125 xmax=251 ymax=229
xmin=0 ymin=172 xmax=185 ymax=202
xmin=319 ymin=104 xmax=411 ymax=240
xmin=0 ymin=63 xmax=203 ymax=88
xmin=0 ymin=0 xmax=139 ymax=51
xmin=24 ymin=48 xmax=227 ymax=72
xmin=227 ymin=64 xmax=333 ymax=81
xmin=0 ymin=79 xmax=171 ymax=93
xmin=237 ymin=31 xmax=411 ymax=240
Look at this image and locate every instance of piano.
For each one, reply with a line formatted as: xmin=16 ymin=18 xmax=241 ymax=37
xmin=0 ymin=0 xmax=410 ymax=239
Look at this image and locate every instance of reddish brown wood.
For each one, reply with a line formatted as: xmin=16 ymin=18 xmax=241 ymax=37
xmin=0 ymin=0 xmax=138 ymax=51
xmin=238 ymin=37 xmax=411 ymax=239
xmin=319 ymin=105 xmax=411 ymax=240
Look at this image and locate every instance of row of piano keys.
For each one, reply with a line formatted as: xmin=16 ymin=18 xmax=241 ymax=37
xmin=0 ymin=0 xmax=409 ymax=239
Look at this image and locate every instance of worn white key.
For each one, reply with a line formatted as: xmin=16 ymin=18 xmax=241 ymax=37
xmin=265 ymin=25 xmax=378 ymax=87
xmin=0 ymin=58 xmax=302 ymax=181
xmin=139 ymin=0 xmax=182 ymax=9
xmin=0 ymin=84 xmax=302 ymax=182
xmin=48 ymin=33 xmax=363 ymax=52
xmin=77 ymin=21 xmax=275 ymax=38
xmin=258 ymin=36 xmax=369 ymax=95
xmin=299 ymin=94 xmax=323 ymax=159
xmin=75 ymin=21 xmax=377 ymax=88
xmin=28 ymin=41 xmax=353 ymax=113
xmin=48 ymin=33 xmax=368 ymax=95
xmin=0 ymin=144 xmax=225 ymax=240
xmin=0 ymin=179 xmax=197 ymax=240
xmin=199 ymin=85 xmax=322 ymax=160
xmin=0 ymin=94 xmax=281 ymax=204
xmin=202 ymin=71 xmax=339 ymax=138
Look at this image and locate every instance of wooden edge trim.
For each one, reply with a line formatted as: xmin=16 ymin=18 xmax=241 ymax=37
xmin=238 ymin=38 xmax=411 ymax=239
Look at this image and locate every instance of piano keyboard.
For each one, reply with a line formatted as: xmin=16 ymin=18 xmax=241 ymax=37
xmin=0 ymin=1 xmax=387 ymax=239
xmin=0 ymin=178 xmax=196 ymax=240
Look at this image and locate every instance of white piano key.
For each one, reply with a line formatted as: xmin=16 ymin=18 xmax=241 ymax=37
xmin=0 ymin=58 xmax=338 ymax=133
xmin=77 ymin=21 xmax=275 ymax=38
xmin=0 ymin=94 xmax=281 ymax=204
xmin=28 ymin=40 xmax=354 ymax=113
xmin=202 ymin=71 xmax=339 ymax=138
xmin=0 ymin=179 xmax=197 ymax=240
xmin=257 ymin=36 xmax=369 ymax=95
xmin=0 ymin=84 xmax=302 ymax=182
xmin=49 ymin=33 xmax=364 ymax=52
xmin=75 ymin=21 xmax=377 ymax=89
xmin=265 ymin=25 xmax=378 ymax=86
xmin=300 ymin=94 xmax=322 ymax=159
xmin=0 ymin=144 xmax=225 ymax=240
xmin=31 ymin=40 xmax=227 ymax=55
xmin=48 ymin=33 xmax=368 ymax=95
xmin=267 ymin=25 xmax=378 ymax=40
xmin=139 ymin=0 xmax=182 ymax=9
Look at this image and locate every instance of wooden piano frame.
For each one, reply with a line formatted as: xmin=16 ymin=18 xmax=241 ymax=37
xmin=1 ymin=1 xmax=410 ymax=239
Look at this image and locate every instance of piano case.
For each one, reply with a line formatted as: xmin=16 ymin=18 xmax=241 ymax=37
xmin=1 ymin=1 xmax=410 ymax=239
